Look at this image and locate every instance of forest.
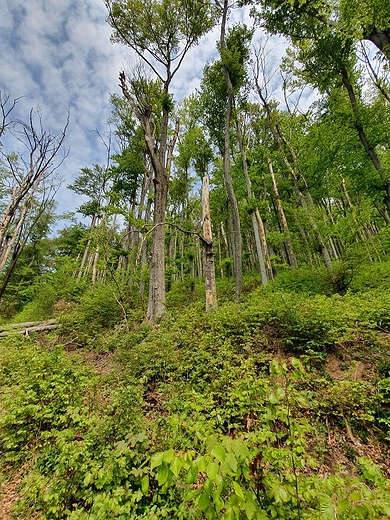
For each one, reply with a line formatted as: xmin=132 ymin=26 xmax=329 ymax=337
xmin=0 ymin=0 xmax=390 ymax=518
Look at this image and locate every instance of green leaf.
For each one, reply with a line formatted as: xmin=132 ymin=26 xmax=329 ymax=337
xmin=198 ymin=491 xmax=211 ymax=511
xmin=232 ymin=439 xmax=250 ymax=460
xmin=223 ymin=507 xmax=236 ymax=520
xmin=214 ymin=495 xmax=224 ymax=513
xmin=232 ymin=481 xmax=245 ymax=500
xmin=211 ymin=445 xmax=226 ymax=463
xmin=141 ymin=475 xmax=149 ymax=495
xmin=245 ymin=499 xmax=257 ymax=520
xmin=269 ymin=387 xmax=285 ymax=404
xmin=274 ymin=486 xmax=289 ymax=504
xmin=115 ymin=440 xmax=128 ymax=453
xmin=170 ymin=456 xmax=183 ymax=477
xmin=225 ymin=452 xmax=237 ymax=473
xmin=150 ymin=452 xmax=164 ymax=470
xmin=83 ymin=472 xmax=93 ymax=486
xmin=206 ymin=462 xmax=219 ymax=480
xmin=157 ymin=464 xmax=169 ymax=486
xmin=185 ymin=464 xmax=198 ymax=484
xmin=162 ymin=448 xmax=175 ymax=463
xmin=319 ymin=495 xmax=336 ymax=519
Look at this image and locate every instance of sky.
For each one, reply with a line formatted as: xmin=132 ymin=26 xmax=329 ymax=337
xmin=0 ymin=0 xmax=288 ymax=226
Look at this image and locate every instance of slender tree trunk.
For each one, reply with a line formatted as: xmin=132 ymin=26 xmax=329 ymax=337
xmin=91 ymin=246 xmax=100 ymax=286
xmin=341 ymin=67 xmax=390 ymax=216
xmin=0 ymin=201 xmax=29 ymax=271
xmin=0 ymin=241 xmax=22 ymax=300
xmin=78 ymin=214 xmax=98 ymax=280
xmin=217 ymin=228 xmax=223 ymax=278
xmin=202 ymin=175 xmax=217 ymax=310
xmin=180 ymin=233 xmax=185 ymax=282
xmin=235 ymin=118 xmax=272 ymax=283
xmin=255 ymin=75 xmax=333 ymax=267
xmin=220 ymin=0 xmax=243 ymax=301
xmin=146 ymin=168 xmax=168 ymax=321
xmin=268 ymin=159 xmax=298 ymax=267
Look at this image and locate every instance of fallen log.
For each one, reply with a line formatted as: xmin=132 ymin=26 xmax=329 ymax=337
xmin=0 ymin=319 xmax=57 ymax=331
xmin=0 ymin=320 xmax=60 ymax=337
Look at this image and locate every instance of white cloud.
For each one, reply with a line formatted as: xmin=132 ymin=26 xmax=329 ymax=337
xmin=0 ymin=0 xmax=291 ymax=225
xmin=0 ymin=0 xmax=129 ymax=219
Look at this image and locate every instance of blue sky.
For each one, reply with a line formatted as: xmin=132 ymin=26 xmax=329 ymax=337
xmin=0 ymin=0 xmax=289 ymax=226
xmin=0 ymin=0 xmax=129 ymax=219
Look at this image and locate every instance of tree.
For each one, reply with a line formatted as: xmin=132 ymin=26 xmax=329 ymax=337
xmin=0 ymin=98 xmax=68 ymax=290
xmin=245 ymin=0 xmax=390 ymax=61
xmin=282 ymin=29 xmax=390 ymax=219
xmin=68 ymin=163 xmax=114 ymax=281
xmin=199 ymin=10 xmax=252 ymax=300
xmin=105 ymin=0 xmax=217 ymax=321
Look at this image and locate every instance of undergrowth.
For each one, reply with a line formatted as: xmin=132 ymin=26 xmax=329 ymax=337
xmin=1 ymin=278 xmax=390 ymax=519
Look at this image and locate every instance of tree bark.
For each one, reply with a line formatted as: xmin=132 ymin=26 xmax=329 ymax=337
xmin=202 ymin=175 xmax=217 ymax=311
xmin=147 ymin=170 xmax=168 ymax=321
xmin=341 ymin=67 xmax=390 ymax=216
xmin=119 ymin=73 xmax=179 ymax=322
xmin=220 ymin=0 xmax=243 ymax=301
xmin=364 ymin=28 xmax=390 ymax=62
xmin=235 ymin=118 xmax=272 ymax=283
xmin=268 ymin=158 xmax=298 ymax=268
xmin=78 ymin=214 xmax=99 ymax=280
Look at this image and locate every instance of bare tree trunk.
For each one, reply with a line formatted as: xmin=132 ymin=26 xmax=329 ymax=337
xmin=78 ymin=214 xmax=98 ymax=280
xmin=235 ymin=119 xmax=272 ymax=283
xmin=91 ymin=246 xmax=100 ymax=286
xmin=254 ymin=66 xmax=333 ymax=268
xmin=268 ymin=159 xmax=298 ymax=267
xmin=0 ymin=241 xmax=22 ymax=300
xmin=120 ymin=73 xmax=179 ymax=322
xmin=180 ymin=233 xmax=185 ymax=282
xmin=0 ymin=201 xmax=29 ymax=271
xmin=146 ymin=169 xmax=168 ymax=321
xmin=220 ymin=0 xmax=243 ymax=301
xmin=202 ymin=175 xmax=217 ymax=310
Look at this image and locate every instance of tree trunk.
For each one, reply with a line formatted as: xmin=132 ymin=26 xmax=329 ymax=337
xmin=78 ymin=214 xmax=98 ymax=280
xmin=255 ymin=74 xmax=333 ymax=268
xmin=0 ymin=241 xmax=22 ymax=300
xmin=120 ymin=73 xmax=179 ymax=322
xmin=268 ymin=158 xmax=298 ymax=268
xmin=220 ymin=0 xmax=243 ymax=301
xmin=341 ymin=67 xmax=390 ymax=216
xmin=202 ymin=175 xmax=217 ymax=311
xmin=0 ymin=201 xmax=29 ymax=271
xmin=91 ymin=246 xmax=100 ymax=286
xmin=235 ymin=119 xmax=272 ymax=283
xmin=255 ymin=209 xmax=274 ymax=279
xmin=364 ymin=28 xmax=390 ymax=62
xmin=146 ymin=171 xmax=168 ymax=321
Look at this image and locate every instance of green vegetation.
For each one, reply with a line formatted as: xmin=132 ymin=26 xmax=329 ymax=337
xmin=1 ymin=263 xmax=390 ymax=518
xmin=1 ymin=0 xmax=390 ymax=517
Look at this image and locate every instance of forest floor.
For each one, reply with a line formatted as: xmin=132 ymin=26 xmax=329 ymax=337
xmin=1 ymin=277 xmax=390 ymax=518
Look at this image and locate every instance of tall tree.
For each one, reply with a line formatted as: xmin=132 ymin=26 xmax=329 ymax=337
xmin=199 ymin=11 xmax=252 ymax=300
xmin=105 ymin=0 xmax=217 ymax=321
xmin=0 ymin=103 xmax=68 ymax=281
xmin=245 ymin=0 xmax=390 ymax=61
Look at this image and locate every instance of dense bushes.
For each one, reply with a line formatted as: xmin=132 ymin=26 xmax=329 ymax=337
xmin=1 ymin=281 xmax=390 ymax=518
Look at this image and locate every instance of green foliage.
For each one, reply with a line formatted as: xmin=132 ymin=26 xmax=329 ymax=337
xmin=2 ymin=279 xmax=390 ymax=518
xmin=60 ymin=283 xmax=129 ymax=348
xmin=0 ymin=337 xmax=148 ymax=519
xmin=0 ymin=341 xmax=93 ymax=463
xmin=271 ymin=266 xmax=333 ymax=295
